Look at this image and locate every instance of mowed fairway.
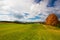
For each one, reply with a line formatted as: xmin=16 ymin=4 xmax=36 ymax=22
xmin=0 ymin=23 xmax=60 ymax=40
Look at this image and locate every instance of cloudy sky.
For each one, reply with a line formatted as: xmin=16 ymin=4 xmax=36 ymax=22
xmin=0 ymin=0 xmax=60 ymax=22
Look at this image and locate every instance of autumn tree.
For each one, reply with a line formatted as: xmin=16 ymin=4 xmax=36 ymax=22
xmin=45 ymin=13 xmax=59 ymax=26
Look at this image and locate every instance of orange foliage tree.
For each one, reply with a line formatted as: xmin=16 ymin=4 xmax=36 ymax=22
xmin=45 ymin=13 xmax=59 ymax=26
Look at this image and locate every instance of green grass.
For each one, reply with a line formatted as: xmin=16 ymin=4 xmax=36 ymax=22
xmin=0 ymin=23 xmax=60 ymax=40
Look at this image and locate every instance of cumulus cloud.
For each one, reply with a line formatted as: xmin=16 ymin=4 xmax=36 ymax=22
xmin=0 ymin=0 xmax=60 ymax=22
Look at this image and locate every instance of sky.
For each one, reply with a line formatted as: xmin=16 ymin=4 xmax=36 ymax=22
xmin=0 ymin=0 xmax=60 ymax=22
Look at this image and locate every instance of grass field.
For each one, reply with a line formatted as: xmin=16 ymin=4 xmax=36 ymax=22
xmin=0 ymin=23 xmax=60 ymax=40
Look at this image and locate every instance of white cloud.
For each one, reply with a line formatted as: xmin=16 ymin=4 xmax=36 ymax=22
xmin=0 ymin=0 xmax=60 ymax=22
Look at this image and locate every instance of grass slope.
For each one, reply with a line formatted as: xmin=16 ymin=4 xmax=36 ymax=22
xmin=0 ymin=23 xmax=60 ymax=40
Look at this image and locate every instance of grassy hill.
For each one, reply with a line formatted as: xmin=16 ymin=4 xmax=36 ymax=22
xmin=0 ymin=23 xmax=60 ymax=40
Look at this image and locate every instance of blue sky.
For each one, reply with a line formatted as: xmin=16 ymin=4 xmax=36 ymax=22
xmin=0 ymin=0 xmax=60 ymax=22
